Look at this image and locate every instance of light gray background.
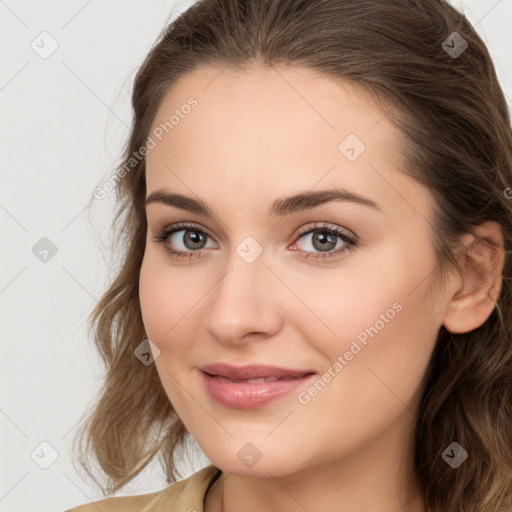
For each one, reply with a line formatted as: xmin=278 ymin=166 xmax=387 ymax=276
xmin=1 ymin=1 xmax=511 ymax=511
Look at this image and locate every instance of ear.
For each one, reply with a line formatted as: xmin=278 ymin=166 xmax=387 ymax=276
xmin=443 ymin=221 xmax=505 ymax=334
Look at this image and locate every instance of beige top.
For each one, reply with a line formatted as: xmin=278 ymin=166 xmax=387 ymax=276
xmin=65 ymin=464 xmax=222 ymax=512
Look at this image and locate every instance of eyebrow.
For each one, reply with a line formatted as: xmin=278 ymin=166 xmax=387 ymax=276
xmin=145 ymin=187 xmax=383 ymax=217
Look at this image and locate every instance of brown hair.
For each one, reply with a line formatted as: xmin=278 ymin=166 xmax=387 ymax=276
xmin=72 ymin=1 xmax=512 ymax=510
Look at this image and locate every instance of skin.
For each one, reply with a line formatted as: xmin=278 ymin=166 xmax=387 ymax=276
xmin=139 ymin=65 xmax=504 ymax=512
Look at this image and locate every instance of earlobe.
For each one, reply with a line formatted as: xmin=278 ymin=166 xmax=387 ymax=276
xmin=442 ymin=221 xmax=504 ymax=334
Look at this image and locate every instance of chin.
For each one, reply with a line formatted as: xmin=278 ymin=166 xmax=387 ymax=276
xmin=204 ymin=447 xmax=308 ymax=478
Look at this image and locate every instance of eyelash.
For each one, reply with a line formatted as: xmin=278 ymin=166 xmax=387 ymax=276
xmin=152 ymin=221 xmax=358 ymax=261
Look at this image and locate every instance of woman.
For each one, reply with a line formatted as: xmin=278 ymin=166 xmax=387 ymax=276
xmin=65 ymin=0 xmax=512 ymax=511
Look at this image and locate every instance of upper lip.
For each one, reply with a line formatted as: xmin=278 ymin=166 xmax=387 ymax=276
xmin=199 ymin=363 xmax=316 ymax=380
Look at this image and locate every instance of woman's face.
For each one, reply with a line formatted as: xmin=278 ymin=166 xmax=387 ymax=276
xmin=139 ymin=66 xmax=451 ymax=477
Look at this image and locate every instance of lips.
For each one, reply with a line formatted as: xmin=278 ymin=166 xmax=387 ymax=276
xmin=199 ymin=365 xmax=318 ymax=409
xmin=213 ymin=375 xmax=301 ymax=383
xmin=199 ymin=362 xmax=315 ymax=382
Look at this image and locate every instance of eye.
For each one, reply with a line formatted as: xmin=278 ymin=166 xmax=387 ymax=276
xmin=290 ymin=222 xmax=357 ymax=260
xmin=152 ymin=222 xmax=217 ymax=260
xmin=152 ymin=221 xmax=358 ymax=261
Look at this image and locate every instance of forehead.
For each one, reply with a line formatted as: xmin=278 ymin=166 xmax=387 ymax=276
xmin=145 ymin=66 xmax=429 ymax=221
xmin=148 ymin=65 xmax=394 ymax=151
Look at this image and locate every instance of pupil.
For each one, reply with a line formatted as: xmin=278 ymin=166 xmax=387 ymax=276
xmin=314 ymin=232 xmax=335 ymax=252
xmin=185 ymin=230 xmax=205 ymax=249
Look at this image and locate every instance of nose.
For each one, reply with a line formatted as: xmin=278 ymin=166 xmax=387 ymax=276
xmin=205 ymin=256 xmax=283 ymax=346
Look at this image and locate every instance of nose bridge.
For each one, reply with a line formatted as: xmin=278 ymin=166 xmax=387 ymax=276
xmin=205 ymin=245 xmax=282 ymax=344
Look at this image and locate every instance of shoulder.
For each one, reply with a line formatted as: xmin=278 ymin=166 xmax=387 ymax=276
xmin=65 ymin=464 xmax=222 ymax=512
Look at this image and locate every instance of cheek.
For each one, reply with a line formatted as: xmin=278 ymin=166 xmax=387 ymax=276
xmin=294 ymin=243 xmax=437 ymax=383
xmin=286 ymin=256 xmax=400 ymax=347
xmin=139 ymin=254 xmax=179 ymax=343
xmin=291 ymin=285 xmax=434 ymax=443
xmin=138 ymin=252 xmax=208 ymax=352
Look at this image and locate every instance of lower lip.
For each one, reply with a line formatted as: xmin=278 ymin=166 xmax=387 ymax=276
xmin=200 ymin=371 xmax=316 ymax=409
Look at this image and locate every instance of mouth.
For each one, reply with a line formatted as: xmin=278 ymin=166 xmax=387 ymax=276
xmin=198 ymin=364 xmax=317 ymax=409
xmin=199 ymin=362 xmax=316 ymax=381
xmin=202 ymin=373 xmax=314 ymax=383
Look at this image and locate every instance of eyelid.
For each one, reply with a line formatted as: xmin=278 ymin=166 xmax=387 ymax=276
xmin=294 ymin=221 xmax=356 ymax=241
xmin=154 ymin=221 xmax=218 ymax=241
xmin=152 ymin=220 xmax=356 ymax=245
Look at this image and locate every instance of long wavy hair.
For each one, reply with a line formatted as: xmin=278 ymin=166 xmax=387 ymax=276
xmin=72 ymin=1 xmax=512 ymax=510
